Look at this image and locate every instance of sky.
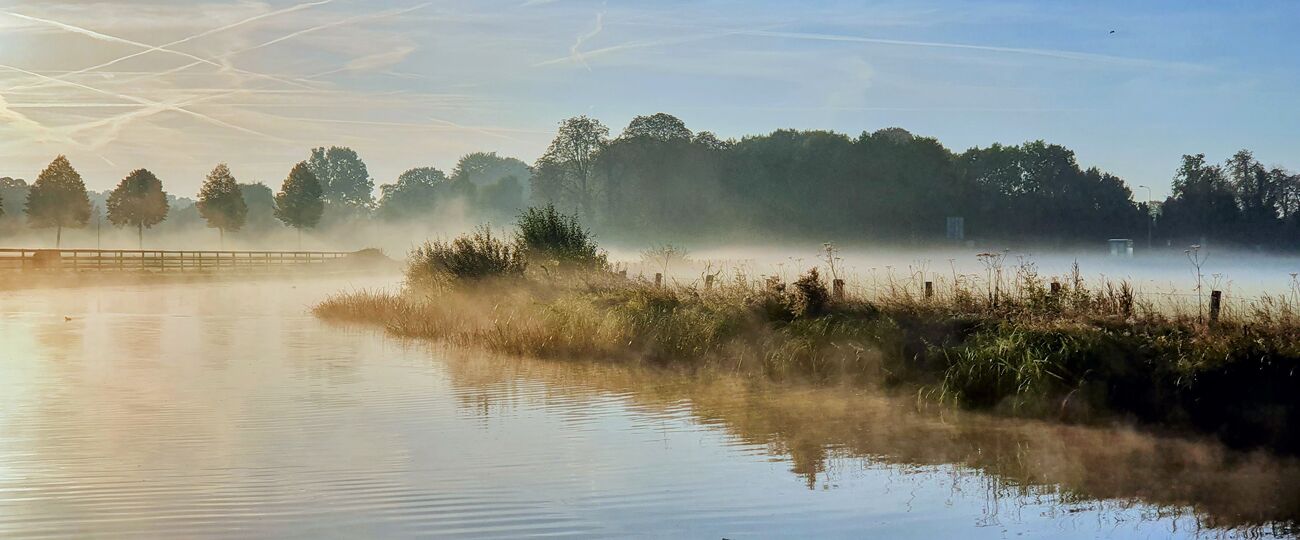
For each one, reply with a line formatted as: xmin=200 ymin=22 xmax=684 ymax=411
xmin=1 ymin=0 xmax=1297 ymax=199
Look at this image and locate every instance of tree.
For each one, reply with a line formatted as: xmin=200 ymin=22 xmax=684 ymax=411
xmin=107 ymin=168 xmax=169 ymax=248
xmin=1158 ymin=154 xmax=1238 ymax=244
xmin=239 ymin=182 xmax=276 ymax=231
xmin=274 ymin=161 xmax=324 ymax=247
xmin=376 ymin=167 xmax=452 ymax=221
xmin=306 ymin=146 xmax=374 ymax=219
xmin=477 ymin=175 xmax=525 ymax=221
xmin=450 ymin=152 xmax=531 ymax=188
xmin=25 ymin=156 xmax=91 ymax=247
xmin=196 ymin=164 xmax=248 ymax=247
xmin=622 ymin=113 xmax=692 ymax=141
xmin=533 ymin=116 xmax=609 ymax=219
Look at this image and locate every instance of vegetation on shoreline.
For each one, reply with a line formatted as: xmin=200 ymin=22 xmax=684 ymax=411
xmin=316 ymin=206 xmax=1300 ymax=454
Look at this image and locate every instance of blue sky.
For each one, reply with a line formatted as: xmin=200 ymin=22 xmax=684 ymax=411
xmin=1 ymin=0 xmax=1297 ymax=199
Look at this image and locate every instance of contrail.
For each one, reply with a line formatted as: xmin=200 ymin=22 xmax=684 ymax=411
xmin=3 ymin=7 xmax=326 ymax=92
xmin=569 ymin=11 xmax=604 ymax=71
xmin=0 ymin=63 xmax=284 ymax=142
xmin=236 ymin=2 xmax=431 ymax=55
xmin=735 ymin=29 xmax=1205 ymax=70
xmin=2 ymin=11 xmax=221 ymax=69
xmin=106 ymin=2 xmax=432 ymax=89
xmin=536 ymin=23 xmax=1203 ymax=72
xmin=535 ymin=25 xmax=774 ymax=67
xmin=65 ymin=90 xmax=247 ymax=149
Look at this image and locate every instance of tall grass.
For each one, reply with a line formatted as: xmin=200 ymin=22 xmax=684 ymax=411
xmin=318 ymin=218 xmax=1300 ymax=454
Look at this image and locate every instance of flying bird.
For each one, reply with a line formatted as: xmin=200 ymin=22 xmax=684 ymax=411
xmin=1109 ymin=30 xmax=1116 ymax=34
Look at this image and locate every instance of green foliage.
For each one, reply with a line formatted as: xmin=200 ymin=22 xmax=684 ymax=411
xmin=307 ymin=146 xmax=374 ymax=215
xmin=532 ymin=116 xmax=609 ymax=219
xmin=451 ymin=152 xmax=530 ymax=189
xmin=238 ymin=182 xmax=276 ymax=230
xmin=376 ymin=167 xmax=452 ymax=221
xmin=274 ymin=162 xmax=325 ymax=231
xmin=408 ymin=226 xmax=526 ymax=286
xmin=197 ymin=163 xmax=247 ymax=234
xmin=107 ymin=168 xmax=169 ymax=247
xmin=621 ymin=113 xmax=692 ymax=141
xmin=25 ymin=156 xmax=91 ymax=242
xmin=514 ymin=205 xmax=607 ymax=270
xmin=477 ymin=175 xmax=525 ymax=219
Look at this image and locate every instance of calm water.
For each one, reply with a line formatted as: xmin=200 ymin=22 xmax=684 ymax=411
xmin=1 ymin=277 xmax=1296 ymax=538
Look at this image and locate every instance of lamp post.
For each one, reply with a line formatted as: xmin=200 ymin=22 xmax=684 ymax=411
xmin=1138 ymin=185 xmax=1153 ymax=251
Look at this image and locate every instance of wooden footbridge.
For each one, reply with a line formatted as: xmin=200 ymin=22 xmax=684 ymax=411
xmin=0 ymin=248 xmax=362 ymax=272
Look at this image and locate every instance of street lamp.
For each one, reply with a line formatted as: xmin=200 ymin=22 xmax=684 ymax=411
xmin=1137 ymin=185 xmax=1153 ymax=251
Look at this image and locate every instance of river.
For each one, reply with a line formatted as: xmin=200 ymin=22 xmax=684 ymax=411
xmin=0 ymin=276 xmax=1296 ymax=538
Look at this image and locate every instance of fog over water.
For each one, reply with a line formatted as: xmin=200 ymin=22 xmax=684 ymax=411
xmin=1 ymin=277 xmax=1297 ymax=538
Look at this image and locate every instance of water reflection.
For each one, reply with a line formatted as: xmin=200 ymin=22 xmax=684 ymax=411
xmin=432 ymin=345 xmax=1300 ymax=535
xmin=0 ymin=279 xmax=1296 ymax=538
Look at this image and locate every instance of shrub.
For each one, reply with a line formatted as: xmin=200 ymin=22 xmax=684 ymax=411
xmin=408 ymin=226 xmax=525 ymax=287
xmin=790 ymin=268 xmax=830 ymax=318
xmin=514 ymin=205 xmax=607 ymax=270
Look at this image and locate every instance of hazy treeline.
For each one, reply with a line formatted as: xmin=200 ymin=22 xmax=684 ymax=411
xmin=531 ymin=113 xmax=1300 ymax=249
xmin=0 ymin=149 xmax=530 ymax=248
xmin=1 ymin=112 xmax=1296 ymax=250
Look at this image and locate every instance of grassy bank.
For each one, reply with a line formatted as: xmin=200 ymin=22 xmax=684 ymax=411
xmin=315 ymin=208 xmax=1300 ymax=454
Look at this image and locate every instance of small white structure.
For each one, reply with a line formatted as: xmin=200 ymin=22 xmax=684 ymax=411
xmin=1108 ymin=238 xmax=1134 ymax=258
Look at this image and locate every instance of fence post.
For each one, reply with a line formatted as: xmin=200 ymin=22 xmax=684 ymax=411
xmin=832 ymin=278 xmax=845 ymax=301
xmin=705 ymin=274 xmax=715 ymax=290
xmin=1209 ymin=290 xmax=1222 ymax=324
xmin=924 ymin=281 xmax=934 ymax=299
xmin=654 ymin=273 xmax=663 ymax=287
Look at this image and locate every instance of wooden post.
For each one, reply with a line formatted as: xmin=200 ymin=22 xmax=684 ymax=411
xmin=704 ymin=275 xmax=715 ymax=290
xmin=832 ymin=278 xmax=845 ymax=301
xmin=924 ymin=281 xmax=934 ymax=299
xmin=1209 ymin=290 xmax=1222 ymax=323
xmin=654 ymin=273 xmax=663 ymax=287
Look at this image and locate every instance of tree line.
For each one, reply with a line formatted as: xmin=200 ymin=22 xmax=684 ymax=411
xmin=0 ymin=149 xmax=530 ymax=248
xmin=532 ymin=113 xmax=1300 ymax=249
xmin=2 ymin=113 xmax=1296 ymax=250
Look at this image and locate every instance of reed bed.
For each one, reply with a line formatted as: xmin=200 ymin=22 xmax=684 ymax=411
xmin=314 ymin=209 xmax=1300 ymax=453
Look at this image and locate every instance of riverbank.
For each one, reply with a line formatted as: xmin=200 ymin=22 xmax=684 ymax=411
xmin=316 ymin=269 xmax=1300 ymax=455
xmin=314 ymin=209 xmax=1300 ymax=454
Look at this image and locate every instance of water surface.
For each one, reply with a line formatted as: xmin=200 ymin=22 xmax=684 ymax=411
xmin=0 ymin=277 xmax=1295 ymax=538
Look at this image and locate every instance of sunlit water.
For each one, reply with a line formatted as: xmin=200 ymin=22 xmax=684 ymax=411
xmin=1 ymin=277 xmax=1296 ymax=538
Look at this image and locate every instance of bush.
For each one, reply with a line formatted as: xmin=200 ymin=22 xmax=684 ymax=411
xmin=408 ymin=226 xmax=525 ymax=287
xmin=515 ymin=205 xmax=607 ymax=270
xmin=790 ymin=268 xmax=830 ymax=318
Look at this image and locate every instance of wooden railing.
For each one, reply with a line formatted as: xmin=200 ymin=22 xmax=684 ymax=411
xmin=0 ymin=248 xmax=356 ymax=272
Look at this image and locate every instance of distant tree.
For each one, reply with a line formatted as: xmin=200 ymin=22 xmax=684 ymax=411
xmin=451 ymin=152 xmax=531 ymax=186
xmin=274 ymin=161 xmax=324 ymax=247
xmin=107 ymin=168 xmax=169 ymax=248
xmin=1158 ymin=154 xmax=1238 ymax=244
xmin=306 ymin=146 xmax=374 ymax=220
xmin=622 ymin=113 xmax=692 ymax=141
xmin=196 ymin=164 xmax=248 ymax=247
xmin=376 ymin=167 xmax=451 ymax=221
xmin=691 ymin=131 xmax=730 ymax=150
xmin=477 ymin=175 xmax=525 ymax=221
xmin=239 ymin=182 xmax=276 ymax=230
xmin=533 ymin=116 xmax=609 ymax=219
xmin=25 ymin=156 xmax=91 ymax=247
